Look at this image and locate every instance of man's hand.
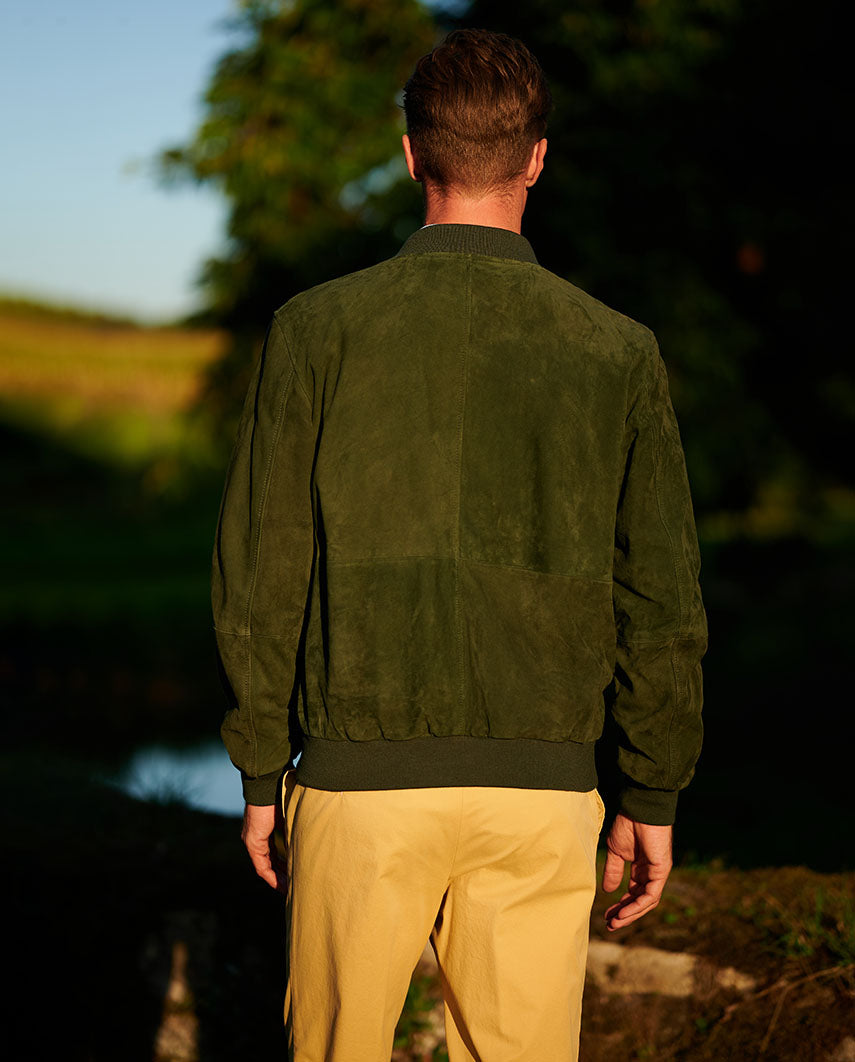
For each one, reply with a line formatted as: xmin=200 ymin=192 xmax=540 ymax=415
xmin=602 ymin=812 xmax=673 ymax=931
xmin=241 ymin=803 xmax=287 ymax=893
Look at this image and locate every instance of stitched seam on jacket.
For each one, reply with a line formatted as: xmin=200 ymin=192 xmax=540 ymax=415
xmin=241 ymin=358 xmax=297 ymax=773
xmin=454 ymin=259 xmax=473 ymax=708
xmin=466 ymin=556 xmax=611 ymax=584
xmin=312 ymin=553 xmax=612 ymax=583
xmin=398 ymin=249 xmax=537 ymax=269
xmin=242 ymin=365 xmax=295 ymax=633
xmin=650 ymin=352 xmax=685 ymax=786
xmin=615 ymin=635 xmax=680 ymax=649
xmin=214 ymin=628 xmax=292 ymax=643
xmin=273 ymin=313 xmax=312 ymax=405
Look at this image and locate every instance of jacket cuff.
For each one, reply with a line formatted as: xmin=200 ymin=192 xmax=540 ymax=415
xmin=618 ymin=784 xmax=679 ymax=826
xmin=241 ymin=769 xmax=285 ymax=806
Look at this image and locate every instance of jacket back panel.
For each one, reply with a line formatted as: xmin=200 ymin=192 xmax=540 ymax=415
xmin=280 ymin=251 xmax=648 ymax=745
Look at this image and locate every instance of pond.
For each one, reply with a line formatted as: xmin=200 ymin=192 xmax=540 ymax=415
xmin=111 ymin=740 xmax=244 ymax=816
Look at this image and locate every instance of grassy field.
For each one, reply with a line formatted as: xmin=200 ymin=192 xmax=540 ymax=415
xmin=0 ymin=296 xmax=228 ymax=616
xmin=0 ymin=296 xmax=226 ymax=471
xmin=0 ymin=297 xmax=229 ymax=752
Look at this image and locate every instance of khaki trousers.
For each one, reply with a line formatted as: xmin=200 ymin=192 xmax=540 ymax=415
xmin=282 ymin=774 xmax=605 ymax=1062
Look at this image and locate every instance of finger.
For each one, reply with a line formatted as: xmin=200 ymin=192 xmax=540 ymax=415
xmin=605 ymin=890 xmax=661 ymax=930
xmin=604 ymin=891 xmax=631 ymax=920
xmin=246 ymin=844 xmax=280 ymax=889
xmin=602 ymin=848 xmax=626 ymax=893
xmin=243 ymin=830 xmax=279 ymax=887
xmin=605 ymin=901 xmax=658 ymax=930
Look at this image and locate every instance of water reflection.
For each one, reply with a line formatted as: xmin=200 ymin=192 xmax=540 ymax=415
xmin=115 ymin=740 xmax=243 ymax=816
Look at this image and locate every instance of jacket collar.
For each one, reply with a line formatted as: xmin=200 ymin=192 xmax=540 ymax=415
xmin=396 ymin=223 xmax=539 ymax=265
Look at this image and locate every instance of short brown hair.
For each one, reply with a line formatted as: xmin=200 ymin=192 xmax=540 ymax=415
xmin=403 ymin=28 xmax=551 ymax=194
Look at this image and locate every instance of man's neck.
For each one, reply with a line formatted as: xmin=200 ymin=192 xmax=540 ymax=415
xmin=423 ymin=184 xmax=528 ymax=234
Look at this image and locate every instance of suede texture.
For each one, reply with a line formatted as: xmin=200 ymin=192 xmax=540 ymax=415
xmin=213 ymin=224 xmax=707 ymax=823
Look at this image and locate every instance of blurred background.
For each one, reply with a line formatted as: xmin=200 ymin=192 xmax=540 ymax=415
xmin=2 ymin=1 xmax=852 ymax=1059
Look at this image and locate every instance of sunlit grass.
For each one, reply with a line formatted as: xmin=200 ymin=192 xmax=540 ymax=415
xmin=0 ymin=298 xmax=227 ymax=624
xmin=0 ymin=301 xmax=226 ymax=472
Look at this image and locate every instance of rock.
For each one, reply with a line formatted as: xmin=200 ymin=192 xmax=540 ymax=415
xmin=420 ymin=937 xmax=757 ymax=1001
xmin=830 ymin=1038 xmax=855 ymax=1062
xmin=153 ymin=938 xmax=199 ymax=1062
xmin=585 ymin=940 xmax=756 ymax=998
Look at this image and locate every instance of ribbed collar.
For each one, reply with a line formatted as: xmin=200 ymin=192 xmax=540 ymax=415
xmin=396 ymin=223 xmax=538 ymax=265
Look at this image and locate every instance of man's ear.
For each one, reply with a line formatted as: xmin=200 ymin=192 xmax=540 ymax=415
xmin=525 ymin=138 xmax=547 ymax=189
xmin=402 ymin=134 xmax=422 ymax=182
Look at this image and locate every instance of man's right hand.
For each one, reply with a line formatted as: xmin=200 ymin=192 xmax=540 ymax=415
xmin=602 ymin=812 xmax=673 ymax=930
xmin=241 ymin=802 xmax=287 ymax=893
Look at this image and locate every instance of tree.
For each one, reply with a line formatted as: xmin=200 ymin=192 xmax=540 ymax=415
xmin=449 ymin=0 xmax=853 ymax=514
xmin=160 ymin=0 xmax=435 ymax=422
xmin=167 ymin=0 xmax=852 ymax=518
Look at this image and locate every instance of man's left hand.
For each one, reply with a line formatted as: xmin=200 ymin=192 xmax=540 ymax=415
xmin=602 ymin=811 xmax=673 ymax=930
xmin=241 ymin=803 xmax=287 ymax=893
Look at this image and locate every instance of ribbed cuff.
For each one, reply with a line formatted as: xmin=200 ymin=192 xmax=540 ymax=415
xmin=241 ymin=768 xmax=284 ymax=806
xmin=618 ymin=784 xmax=679 ymax=826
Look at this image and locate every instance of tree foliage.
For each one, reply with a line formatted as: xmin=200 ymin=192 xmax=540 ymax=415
xmin=446 ymin=0 xmax=853 ymax=515
xmin=165 ymin=0 xmax=852 ymax=520
xmin=161 ymin=0 xmax=435 ymax=328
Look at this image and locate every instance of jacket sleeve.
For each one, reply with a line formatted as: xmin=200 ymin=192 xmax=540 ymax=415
xmin=611 ymin=335 xmax=707 ymax=826
xmin=212 ymin=314 xmax=316 ymax=805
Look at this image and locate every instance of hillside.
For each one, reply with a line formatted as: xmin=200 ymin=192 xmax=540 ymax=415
xmin=0 ymin=295 xmax=226 ymax=471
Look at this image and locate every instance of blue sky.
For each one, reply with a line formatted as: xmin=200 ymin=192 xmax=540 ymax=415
xmin=0 ymin=0 xmax=237 ymax=322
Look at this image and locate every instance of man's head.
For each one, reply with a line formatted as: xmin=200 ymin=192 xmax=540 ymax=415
xmin=402 ymin=28 xmax=551 ymax=198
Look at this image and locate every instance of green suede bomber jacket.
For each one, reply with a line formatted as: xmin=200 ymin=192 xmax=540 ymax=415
xmin=213 ymin=223 xmax=707 ymax=825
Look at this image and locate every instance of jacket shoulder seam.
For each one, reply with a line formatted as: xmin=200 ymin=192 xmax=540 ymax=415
xmin=272 ymin=313 xmax=311 ymax=406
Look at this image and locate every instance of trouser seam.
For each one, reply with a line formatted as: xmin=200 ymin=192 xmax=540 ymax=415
xmin=446 ymin=786 xmax=466 ymax=885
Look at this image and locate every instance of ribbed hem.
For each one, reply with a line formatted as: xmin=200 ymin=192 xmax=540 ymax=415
xmin=242 ymin=768 xmax=285 ymax=806
xmin=295 ymin=735 xmax=597 ymax=792
xmin=396 ymin=223 xmax=539 ymax=265
xmin=618 ymin=784 xmax=679 ymax=826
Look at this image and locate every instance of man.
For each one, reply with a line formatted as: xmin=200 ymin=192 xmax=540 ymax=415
xmin=213 ymin=27 xmax=706 ymax=1062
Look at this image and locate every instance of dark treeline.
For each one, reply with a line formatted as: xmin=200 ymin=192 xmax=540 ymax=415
xmin=163 ymin=0 xmax=852 ymax=526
